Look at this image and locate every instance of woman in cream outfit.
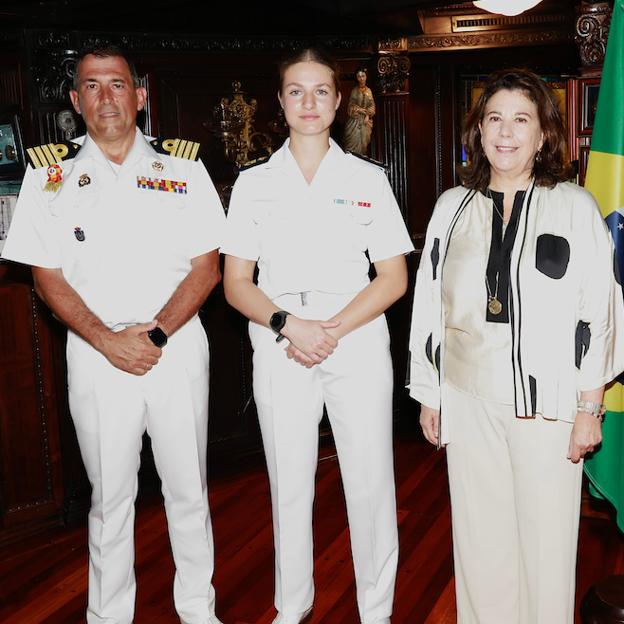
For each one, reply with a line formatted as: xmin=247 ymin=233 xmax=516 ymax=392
xmin=409 ymin=68 xmax=624 ymax=623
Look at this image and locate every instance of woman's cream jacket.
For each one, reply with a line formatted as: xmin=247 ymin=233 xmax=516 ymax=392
xmin=408 ymin=181 xmax=624 ymax=445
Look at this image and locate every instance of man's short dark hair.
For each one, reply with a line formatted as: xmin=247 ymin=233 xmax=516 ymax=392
xmin=72 ymin=45 xmax=140 ymax=90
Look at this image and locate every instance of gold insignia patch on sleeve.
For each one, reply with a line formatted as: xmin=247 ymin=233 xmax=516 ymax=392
xmin=151 ymin=137 xmax=201 ymax=161
xmin=26 ymin=141 xmax=81 ymax=169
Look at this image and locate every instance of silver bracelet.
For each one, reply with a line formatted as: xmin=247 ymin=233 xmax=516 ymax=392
xmin=577 ymin=400 xmax=606 ymax=421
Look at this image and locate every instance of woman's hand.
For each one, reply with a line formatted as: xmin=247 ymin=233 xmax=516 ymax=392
xmin=285 ymin=344 xmax=316 ymax=368
xmin=568 ymin=411 xmax=603 ymax=463
xmin=281 ymin=316 xmax=340 ymax=364
xmin=420 ymin=404 xmax=440 ymax=446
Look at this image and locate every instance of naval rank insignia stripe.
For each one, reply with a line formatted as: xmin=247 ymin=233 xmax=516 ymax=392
xmin=26 ymin=141 xmax=80 ymax=169
xmin=156 ymin=138 xmax=200 ymax=161
xmin=137 ymin=176 xmax=187 ymax=194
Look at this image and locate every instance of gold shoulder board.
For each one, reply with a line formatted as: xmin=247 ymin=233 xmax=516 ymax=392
xmin=26 ymin=141 xmax=81 ymax=169
xmin=151 ymin=137 xmax=201 ymax=161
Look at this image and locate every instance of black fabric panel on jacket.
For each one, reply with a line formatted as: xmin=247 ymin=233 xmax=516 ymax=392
xmin=529 ymin=375 xmax=537 ymax=415
xmin=425 ymin=333 xmax=433 ymax=365
xmin=615 ymin=250 xmax=622 ymax=286
xmin=485 ymin=190 xmax=524 ymax=323
xmin=535 ymin=234 xmax=570 ymax=279
xmin=575 ymin=320 xmax=591 ymax=369
xmin=435 ymin=344 xmax=441 ymax=373
xmin=431 ymin=238 xmax=440 ymax=281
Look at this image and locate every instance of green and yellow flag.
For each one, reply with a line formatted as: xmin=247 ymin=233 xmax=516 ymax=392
xmin=583 ymin=0 xmax=624 ymax=531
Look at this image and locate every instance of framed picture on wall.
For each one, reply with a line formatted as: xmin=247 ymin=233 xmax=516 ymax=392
xmin=0 ymin=112 xmax=25 ymax=180
xmin=579 ymin=78 xmax=600 ymax=136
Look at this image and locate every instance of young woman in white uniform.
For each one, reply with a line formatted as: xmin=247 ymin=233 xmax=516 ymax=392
xmin=221 ymin=48 xmax=413 ymax=624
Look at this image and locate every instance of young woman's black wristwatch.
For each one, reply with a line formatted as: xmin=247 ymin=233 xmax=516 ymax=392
xmin=269 ymin=311 xmax=290 ymax=343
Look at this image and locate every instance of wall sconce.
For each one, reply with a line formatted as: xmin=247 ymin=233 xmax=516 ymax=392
xmin=473 ymin=0 xmax=543 ymax=16
xmin=209 ymin=80 xmax=273 ymax=168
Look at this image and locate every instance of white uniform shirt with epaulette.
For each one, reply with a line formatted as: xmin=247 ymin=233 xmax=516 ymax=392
xmin=2 ymin=127 xmax=225 ymax=328
xmin=221 ymin=138 xmax=414 ymax=298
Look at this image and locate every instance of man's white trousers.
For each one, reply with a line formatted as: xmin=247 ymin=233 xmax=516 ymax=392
xmin=67 ymin=316 xmax=216 ymax=624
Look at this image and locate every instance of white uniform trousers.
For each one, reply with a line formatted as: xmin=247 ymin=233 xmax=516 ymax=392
xmin=250 ymin=291 xmax=399 ymax=624
xmin=444 ymin=383 xmax=583 ymax=624
xmin=67 ymin=316 xmax=217 ymax=624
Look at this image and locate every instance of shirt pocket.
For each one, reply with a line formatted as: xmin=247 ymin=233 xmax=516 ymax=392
xmin=348 ymin=205 xmax=374 ymax=226
xmin=137 ymin=190 xmax=187 ymax=254
xmin=342 ymin=205 xmax=373 ymax=253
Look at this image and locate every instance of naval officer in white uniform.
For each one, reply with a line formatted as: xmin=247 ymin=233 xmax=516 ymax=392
xmin=222 ymin=48 xmax=414 ymax=624
xmin=1 ymin=46 xmax=225 ymax=624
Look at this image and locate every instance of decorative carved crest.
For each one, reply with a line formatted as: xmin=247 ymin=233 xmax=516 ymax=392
xmin=575 ymin=1 xmax=612 ymax=67
xmin=34 ymin=50 xmax=77 ymax=103
xmin=376 ymin=54 xmax=410 ymax=94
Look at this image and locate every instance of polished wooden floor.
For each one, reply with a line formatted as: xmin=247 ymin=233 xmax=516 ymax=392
xmin=1 ymin=431 xmax=623 ymax=624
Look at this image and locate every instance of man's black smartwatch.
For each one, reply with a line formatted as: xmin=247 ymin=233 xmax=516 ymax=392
xmin=269 ymin=310 xmax=290 ymax=343
xmin=147 ymin=326 xmax=168 ymax=348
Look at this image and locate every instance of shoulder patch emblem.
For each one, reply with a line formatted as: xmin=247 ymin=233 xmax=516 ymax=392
xmin=239 ymin=155 xmax=270 ymax=171
xmin=345 ymin=151 xmax=386 ymax=169
xmin=26 ymin=141 xmax=81 ymax=169
xmin=150 ymin=137 xmax=201 ymax=161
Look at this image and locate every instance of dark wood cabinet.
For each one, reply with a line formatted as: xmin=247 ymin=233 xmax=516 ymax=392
xmin=0 ymin=263 xmax=65 ymax=544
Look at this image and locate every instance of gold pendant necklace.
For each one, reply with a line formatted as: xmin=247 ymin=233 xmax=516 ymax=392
xmin=485 ymin=273 xmax=502 ymax=315
xmin=488 ymin=295 xmax=503 ymax=315
xmin=484 ymin=187 xmax=504 ymax=315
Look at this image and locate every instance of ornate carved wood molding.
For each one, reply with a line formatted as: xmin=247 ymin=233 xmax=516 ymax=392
xmin=33 ymin=51 xmax=77 ymax=104
xmin=376 ymin=54 xmax=411 ymax=94
xmin=26 ymin=29 xmax=377 ymax=105
xmin=389 ymin=1 xmax=575 ymax=53
xmin=575 ymin=1 xmax=612 ymax=67
xmin=404 ymin=28 xmax=572 ymax=51
xmin=79 ymin=32 xmax=376 ymax=53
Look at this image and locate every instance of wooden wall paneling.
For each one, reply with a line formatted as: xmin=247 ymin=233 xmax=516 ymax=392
xmin=0 ymin=65 xmax=22 ymax=111
xmin=200 ymin=286 xmax=259 ymax=455
xmin=406 ymin=65 xmax=441 ymax=245
xmin=567 ymin=77 xmax=580 ymax=166
xmin=376 ymin=95 xmax=409 ymax=215
xmin=0 ymin=264 xmax=65 ymax=544
xmin=373 ymin=54 xmax=411 ymax=218
xmin=369 ymin=53 xmax=417 ymax=420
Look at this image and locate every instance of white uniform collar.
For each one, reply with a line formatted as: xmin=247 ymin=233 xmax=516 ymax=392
xmin=267 ymin=136 xmax=345 ymax=169
xmin=73 ymin=127 xmax=158 ymax=167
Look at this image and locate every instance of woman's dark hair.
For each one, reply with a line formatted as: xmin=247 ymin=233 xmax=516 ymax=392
xmin=459 ymin=67 xmax=573 ymax=191
xmin=73 ymin=44 xmax=140 ymax=90
xmin=278 ymin=47 xmax=341 ymax=94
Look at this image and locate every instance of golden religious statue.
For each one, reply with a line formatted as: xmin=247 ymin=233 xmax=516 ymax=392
xmin=343 ymin=68 xmax=376 ymax=155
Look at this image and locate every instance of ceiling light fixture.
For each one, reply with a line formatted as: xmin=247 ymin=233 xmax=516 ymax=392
xmin=473 ymin=0 xmax=543 ymax=16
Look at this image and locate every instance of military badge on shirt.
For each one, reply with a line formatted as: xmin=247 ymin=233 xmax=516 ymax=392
xmin=333 ymin=198 xmax=373 ymax=208
xmin=44 ymin=164 xmax=63 ymax=193
xmin=137 ymin=176 xmax=187 ymax=194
